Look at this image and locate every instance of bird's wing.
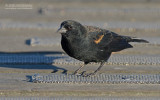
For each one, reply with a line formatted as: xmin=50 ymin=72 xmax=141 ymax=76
xmin=98 ymin=31 xmax=133 ymax=52
xmin=92 ymin=30 xmax=114 ymax=46
xmin=86 ymin=26 xmax=133 ymax=52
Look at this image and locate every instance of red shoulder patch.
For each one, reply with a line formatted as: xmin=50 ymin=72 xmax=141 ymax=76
xmin=94 ymin=35 xmax=104 ymax=44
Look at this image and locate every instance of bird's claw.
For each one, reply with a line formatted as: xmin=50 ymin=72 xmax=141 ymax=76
xmin=81 ymin=72 xmax=96 ymax=77
xmin=73 ymin=73 xmax=81 ymax=76
xmin=72 ymin=71 xmax=82 ymax=76
xmin=72 ymin=71 xmax=87 ymax=76
xmin=73 ymin=71 xmax=96 ymax=77
xmin=72 ymin=72 xmax=77 ymax=75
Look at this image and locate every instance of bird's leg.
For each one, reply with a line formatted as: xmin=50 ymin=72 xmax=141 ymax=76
xmin=93 ymin=61 xmax=105 ymax=74
xmin=83 ymin=62 xmax=105 ymax=77
xmin=73 ymin=64 xmax=85 ymax=75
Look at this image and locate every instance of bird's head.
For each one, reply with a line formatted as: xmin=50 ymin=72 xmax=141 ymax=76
xmin=57 ymin=20 xmax=86 ymax=37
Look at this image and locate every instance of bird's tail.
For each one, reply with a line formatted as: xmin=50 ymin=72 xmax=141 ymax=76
xmin=130 ymin=37 xmax=149 ymax=43
xmin=125 ymin=36 xmax=149 ymax=43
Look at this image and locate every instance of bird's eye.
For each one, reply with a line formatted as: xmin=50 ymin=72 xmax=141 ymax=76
xmin=64 ymin=25 xmax=72 ymax=31
xmin=68 ymin=25 xmax=72 ymax=30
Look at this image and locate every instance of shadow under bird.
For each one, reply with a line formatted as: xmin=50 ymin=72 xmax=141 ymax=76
xmin=57 ymin=20 xmax=149 ymax=77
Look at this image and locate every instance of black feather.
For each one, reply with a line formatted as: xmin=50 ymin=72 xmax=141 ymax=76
xmin=58 ymin=20 xmax=149 ymax=76
xmin=130 ymin=38 xmax=149 ymax=43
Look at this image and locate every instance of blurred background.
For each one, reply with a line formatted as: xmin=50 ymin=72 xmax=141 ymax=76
xmin=0 ymin=0 xmax=160 ymax=54
xmin=0 ymin=0 xmax=160 ymax=98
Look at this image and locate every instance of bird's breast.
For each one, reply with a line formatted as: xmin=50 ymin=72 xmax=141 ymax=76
xmin=61 ymin=35 xmax=109 ymax=62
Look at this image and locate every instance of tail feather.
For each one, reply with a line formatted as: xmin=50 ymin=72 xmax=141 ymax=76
xmin=130 ymin=37 xmax=149 ymax=43
xmin=125 ymin=36 xmax=149 ymax=43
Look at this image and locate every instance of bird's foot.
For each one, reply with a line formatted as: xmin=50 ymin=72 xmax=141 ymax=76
xmin=72 ymin=71 xmax=81 ymax=76
xmin=72 ymin=72 xmax=77 ymax=75
xmin=81 ymin=72 xmax=96 ymax=77
xmin=73 ymin=71 xmax=96 ymax=77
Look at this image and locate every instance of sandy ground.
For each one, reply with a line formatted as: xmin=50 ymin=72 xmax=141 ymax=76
xmin=0 ymin=0 xmax=159 ymax=97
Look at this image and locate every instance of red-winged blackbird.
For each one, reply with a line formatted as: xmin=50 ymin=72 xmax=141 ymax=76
xmin=57 ymin=20 xmax=149 ymax=76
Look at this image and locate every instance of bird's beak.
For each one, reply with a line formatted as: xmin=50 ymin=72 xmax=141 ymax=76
xmin=57 ymin=26 xmax=62 ymax=32
xmin=57 ymin=26 xmax=67 ymax=33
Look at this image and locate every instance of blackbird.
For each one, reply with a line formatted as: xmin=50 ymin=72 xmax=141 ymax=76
xmin=57 ymin=20 xmax=149 ymax=76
